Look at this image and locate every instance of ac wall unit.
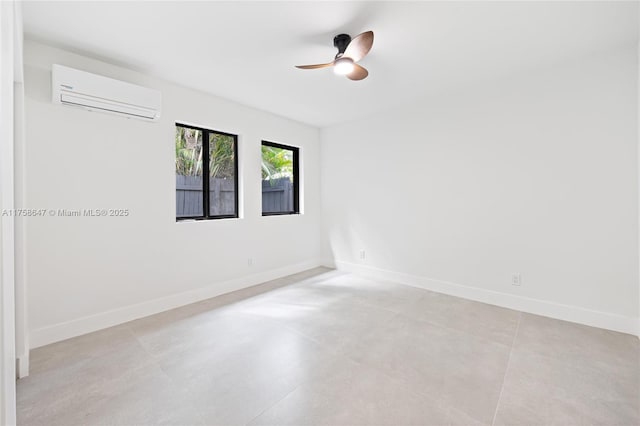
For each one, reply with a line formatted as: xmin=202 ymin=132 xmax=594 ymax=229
xmin=51 ymin=64 xmax=161 ymax=121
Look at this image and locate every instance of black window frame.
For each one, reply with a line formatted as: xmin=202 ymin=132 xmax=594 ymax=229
xmin=261 ymin=140 xmax=300 ymax=216
xmin=175 ymin=123 xmax=239 ymax=221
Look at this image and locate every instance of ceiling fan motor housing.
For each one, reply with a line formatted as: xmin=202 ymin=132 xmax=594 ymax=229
xmin=333 ymin=34 xmax=352 ymax=57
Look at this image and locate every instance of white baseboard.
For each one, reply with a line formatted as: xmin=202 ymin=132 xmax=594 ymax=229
xmin=16 ymin=355 xmax=28 ymax=379
xmin=335 ymin=260 xmax=640 ymax=337
xmin=30 ymin=259 xmax=324 ymax=349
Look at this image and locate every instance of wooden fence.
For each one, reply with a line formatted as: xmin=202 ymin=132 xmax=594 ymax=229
xmin=176 ymin=175 xmax=235 ymax=217
xmin=176 ymin=175 xmax=293 ymax=217
xmin=262 ymin=178 xmax=294 ymax=213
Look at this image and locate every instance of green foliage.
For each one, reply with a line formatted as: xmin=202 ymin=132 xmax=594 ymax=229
xmin=209 ymin=133 xmax=235 ymax=179
xmin=175 ymin=127 xmax=293 ymax=182
xmin=175 ymin=127 xmax=202 ymax=176
xmin=261 ymin=145 xmax=293 ymax=180
xmin=175 ymin=127 xmax=235 ymax=178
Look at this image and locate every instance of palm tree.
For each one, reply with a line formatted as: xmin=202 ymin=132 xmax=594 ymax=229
xmin=175 ymin=127 xmax=202 ymax=176
xmin=175 ymin=128 xmax=235 ymax=178
xmin=261 ymin=145 xmax=293 ymax=181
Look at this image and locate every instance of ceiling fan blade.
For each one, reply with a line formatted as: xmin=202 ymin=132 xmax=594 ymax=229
xmin=346 ymin=64 xmax=368 ymax=81
xmin=295 ymin=62 xmax=334 ymax=70
xmin=343 ymin=31 xmax=374 ymax=63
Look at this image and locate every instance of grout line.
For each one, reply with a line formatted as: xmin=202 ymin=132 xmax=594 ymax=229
xmin=123 ymin=324 xmax=213 ymax=425
xmin=491 ymin=311 xmax=522 ymax=426
xmin=123 ymin=323 xmax=167 ymax=371
xmin=243 ymin=382 xmax=302 ymax=426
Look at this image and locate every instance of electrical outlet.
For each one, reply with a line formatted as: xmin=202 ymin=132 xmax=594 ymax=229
xmin=359 ymin=250 xmax=366 ymax=260
xmin=248 ymin=258 xmax=253 ymax=267
xmin=511 ymin=273 xmax=522 ymax=286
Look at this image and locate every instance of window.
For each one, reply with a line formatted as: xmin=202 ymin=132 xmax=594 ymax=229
xmin=175 ymin=124 xmax=238 ymax=220
xmin=261 ymin=141 xmax=299 ymax=215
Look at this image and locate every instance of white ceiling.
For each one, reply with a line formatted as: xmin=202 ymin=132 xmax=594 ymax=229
xmin=23 ymin=1 xmax=639 ymax=127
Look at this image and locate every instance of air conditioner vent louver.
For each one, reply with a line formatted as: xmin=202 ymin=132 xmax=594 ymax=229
xmin=52 ymin=64 xmax=161 ymax=122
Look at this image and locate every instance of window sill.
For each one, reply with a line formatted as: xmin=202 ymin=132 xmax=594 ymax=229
xmin=261 ymin=212 xmax=302 ymax=218
xmin=176 ymin=215 xmax=239 ymax=222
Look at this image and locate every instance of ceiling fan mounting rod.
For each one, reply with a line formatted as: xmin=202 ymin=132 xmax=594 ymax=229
xmin=333 ymin=34 xmax=352 ymax=56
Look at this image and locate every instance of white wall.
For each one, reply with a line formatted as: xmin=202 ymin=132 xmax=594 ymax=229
xmin=23 ymin=40 xmax=323 ymax=348
xmin=321 ymin=44 xmax=640 ymax=334
xmin=0 ymin=0 xmax=19 ymax=423
xmin=13 ymin=1 xmax=27 ymax=379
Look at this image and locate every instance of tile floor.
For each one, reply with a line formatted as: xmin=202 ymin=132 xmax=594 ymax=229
xmin=17 ymin=268 xmax=640 ymax=425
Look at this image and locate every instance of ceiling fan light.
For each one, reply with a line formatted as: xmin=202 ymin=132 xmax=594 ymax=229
xmin=334 ymin=57 xmax=355 ymax=75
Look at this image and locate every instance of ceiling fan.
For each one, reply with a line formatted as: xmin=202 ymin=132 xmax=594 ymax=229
xmin=295 ymin=31 xmax=374 ymax=81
